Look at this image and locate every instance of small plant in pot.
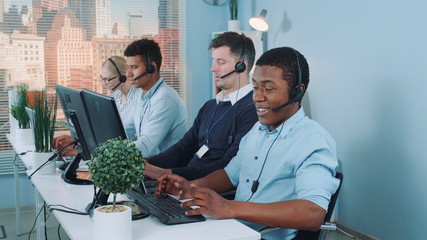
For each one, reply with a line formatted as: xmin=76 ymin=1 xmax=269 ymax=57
xmin=10 ymin=84 xmax=34 ymax=145
xmin=26 ymin=90 xmax=58 ymax=174
xmin=30 ymin=90 xmax=58 ymax=153
xmin=89 ymin=137 xmax=145 ymax=240
xmin=10 ymin=84 xmax=31 ymax=129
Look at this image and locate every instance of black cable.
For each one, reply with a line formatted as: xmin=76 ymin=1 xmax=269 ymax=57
xmin=28 ymin=140 xmax=78 ymax=179
xmin=28 ymin=202 xmax=45 ymax=240
xmin=14 ymin=150 xmax=32 ymax=170
xmin=228 ymin=74 xmax=241 ymax=145
xmin=246 ymin=103 xmax=295 ymax=202
xmin=44 ymin=204 xmax=48 ymax=240
xmin=48 ymin=204 xmax=89 ymax=215
xmin=57 ymin=224 xmax=62 ymax=240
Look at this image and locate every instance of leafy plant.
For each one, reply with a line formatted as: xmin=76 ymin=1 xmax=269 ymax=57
xmin=10 ymin=84 xmax=30 ymax=129
xmin=89 ymin=137 xmax=145 ymax=210
xmin=29 ymin=90 xmax=58 ymax=152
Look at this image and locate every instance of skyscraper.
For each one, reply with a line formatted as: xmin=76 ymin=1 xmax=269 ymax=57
xmin=69 ymin=0 xmax=111 ymax=40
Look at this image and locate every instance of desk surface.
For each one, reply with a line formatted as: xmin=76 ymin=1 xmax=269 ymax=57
xmin=8 ymin=134 xmax=261 ymax=240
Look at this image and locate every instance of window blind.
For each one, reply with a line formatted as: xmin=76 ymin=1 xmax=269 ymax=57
xmin=0 ymin=0 xmax=187 ymax=175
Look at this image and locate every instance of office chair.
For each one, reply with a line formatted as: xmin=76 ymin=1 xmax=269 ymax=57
xmin=293 ymin=171 xmax=344 ymax=240
xmin=259 ymin=172 xmax=343 ymax=240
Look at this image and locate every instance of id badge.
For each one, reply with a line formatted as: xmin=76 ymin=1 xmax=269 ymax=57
xmin=196 ymin=144 xmax=209 ymax=158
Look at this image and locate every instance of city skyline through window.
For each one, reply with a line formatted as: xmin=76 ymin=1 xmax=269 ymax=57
xmin=0 ymin=0 xmax=187 ymax=175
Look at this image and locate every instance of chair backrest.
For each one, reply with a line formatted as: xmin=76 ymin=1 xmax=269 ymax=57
xmin=324 ymin=172 xmax=343 ymax=223
xmin=293 ymin=171 xmax=343 ymax=240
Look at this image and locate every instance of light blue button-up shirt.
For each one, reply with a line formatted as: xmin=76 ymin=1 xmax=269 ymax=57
xmin=112 ymin=86 xmax=142 ymax=140
xmin=225 ymin=107 xmax=340 ymax=240
xmin=132 ymin=78 xmax=187 ymax=157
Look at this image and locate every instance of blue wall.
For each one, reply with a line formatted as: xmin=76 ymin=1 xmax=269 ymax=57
xmin=226 ymin=0 xmax=427 ymax=239
xmin=185 ymin=1 xmax=229 ymax=119
xmin=0 ymin=174 xmax=35 ymax=208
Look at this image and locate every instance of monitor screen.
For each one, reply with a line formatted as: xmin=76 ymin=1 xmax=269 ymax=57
xmin=80 ymin=89 xmax=127 ymax=144
xmin=55 ymin=85 xmax=97 ymax=160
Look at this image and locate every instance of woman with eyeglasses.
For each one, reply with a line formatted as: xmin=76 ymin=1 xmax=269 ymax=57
xmin=54 ymin=56 xmax=141 ymax=156
xmin=100 ymin=56 xmax=142 ymax=140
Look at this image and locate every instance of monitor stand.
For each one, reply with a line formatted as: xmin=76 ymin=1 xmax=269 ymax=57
xmin=86 ymin=190 xmax=109 ymax=217
xmin=62 ymin=153 xmax=92 ymax=185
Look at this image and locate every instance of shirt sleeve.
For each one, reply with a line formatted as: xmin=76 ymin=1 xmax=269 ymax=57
xmin=295 ymin=131 xmax=340 ymax=211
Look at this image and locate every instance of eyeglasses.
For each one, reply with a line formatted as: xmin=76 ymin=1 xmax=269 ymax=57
xmin=100 ymin=75 xmax=119 ymax=84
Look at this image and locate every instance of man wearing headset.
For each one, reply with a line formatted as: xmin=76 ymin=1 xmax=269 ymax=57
xmin=54 ymin=39 xmax=187 ymax=159
xmin=124 ymin=38 xmax=187 ymax=157
xmin=144 ymin=32 xmax=258 ymax=180
xmin=155 ymin=47 xmax=340 ymax=240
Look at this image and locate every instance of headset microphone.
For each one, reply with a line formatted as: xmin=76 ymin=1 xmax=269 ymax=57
xmin=220 ymin=69 xmax=237 ymax=79
xmin=111 ymin=82 xmax=121 ymax=91
xmin=271 ymin=99 xmax=297 ymax=112
xmin=132 ymin=51 xmax=156 ymax=81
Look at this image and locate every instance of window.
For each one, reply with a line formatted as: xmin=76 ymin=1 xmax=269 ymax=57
xmin=0 ymin=0 xmax=187 ymax=175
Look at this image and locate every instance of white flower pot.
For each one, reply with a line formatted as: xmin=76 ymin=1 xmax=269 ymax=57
xmin=15 ymin=128 xmax=34 ymax=146
xmin=30 ymin=152 xmax=56 ymax=175
xmin=94 ymin=205 xmax=132 ymax=240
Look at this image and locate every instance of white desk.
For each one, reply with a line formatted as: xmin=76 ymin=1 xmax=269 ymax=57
xmin=8 ymin=134 xmax=261 ymax=240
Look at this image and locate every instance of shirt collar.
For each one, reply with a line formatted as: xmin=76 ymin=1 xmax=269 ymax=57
xmin=141 ymin=77 xmax=164 ymax=100
xmin=258 ymin=107 xmax=306 ymax=134
xmin=215 ymin=84 xmax=252 ymax=105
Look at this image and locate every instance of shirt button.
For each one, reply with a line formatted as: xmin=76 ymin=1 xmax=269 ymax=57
xmin=246 ymin=179 xmax=249 ymax=182
xmin=254 ymin=156 xmax=258 ymax=160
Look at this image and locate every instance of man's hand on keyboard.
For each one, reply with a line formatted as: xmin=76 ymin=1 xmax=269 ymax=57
xmin=156 ymin=174 xmax=187 ymax=197
xmin=177 ymin=183 xmax=233 ymax=220
xmin=144 ymin=163 xmax=172 ymax=180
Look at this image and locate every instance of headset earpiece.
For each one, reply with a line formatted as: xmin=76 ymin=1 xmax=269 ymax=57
xmin=235 ymin=34 xmax=246 ymax=73
xmin=291 ymin=49 xmax=303 ymax=103
xmin=235 ymin=60 xmax=246 ymax=73
xmin=108 ymin=58 xmax=126 ymax=83
xmin=145 ymin=51 xmax=155 ymax=74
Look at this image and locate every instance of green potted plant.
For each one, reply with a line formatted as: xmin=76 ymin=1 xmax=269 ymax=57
xmin=10 ymin=84 xmax=33 ymax=145
xmin=26 ymin=90 xmax=58 ymax=174
xmin=89 ymin=137 xmax=145 ymax=240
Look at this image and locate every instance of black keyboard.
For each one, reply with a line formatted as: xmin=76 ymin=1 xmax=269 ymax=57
xmin=127 ymin=189 xmax=206 ymax=225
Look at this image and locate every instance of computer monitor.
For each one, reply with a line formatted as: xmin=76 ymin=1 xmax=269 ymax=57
xmin=80 ymin=89 xmax=128 ymax=214
xmin=80 ymin=89 xmax=127 ymax=143
xmin=55 ymin=85 xmax=97 ymax=185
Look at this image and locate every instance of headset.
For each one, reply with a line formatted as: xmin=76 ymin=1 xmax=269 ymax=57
xmin=108 ymin=58 xmax=127 ymax=83
xmin=271 ymin=48 xmax=304 ymax=112
xmin=220 ymin=34 xmax=247 ymax=79
xmin=133 ymin=51 xmax=156 ymax=81
xmin=246 ymin=48 xmax=305 ymax=201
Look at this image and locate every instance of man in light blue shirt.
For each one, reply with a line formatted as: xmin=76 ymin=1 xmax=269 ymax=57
xmin=124 ymin=39 xmax=187 ymax=157
xmin=156 ymin=47 xmax=340 ymax=240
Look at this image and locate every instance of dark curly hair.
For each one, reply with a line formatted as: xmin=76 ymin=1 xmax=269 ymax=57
xmin=209 ymin=31 xmax=256 ymax=73
xmin=124 ymin=38 xmax=162 ymax=71
xmin=256 ymin=47 xmax=309 ymax=92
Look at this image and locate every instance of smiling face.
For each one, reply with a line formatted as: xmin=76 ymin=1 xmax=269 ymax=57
xmin=210 ymin=46 xmax=242 ymax=95
xmin=252 ymin=65 xmax=299 ymax=131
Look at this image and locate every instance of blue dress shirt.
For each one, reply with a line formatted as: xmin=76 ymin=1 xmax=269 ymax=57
xmin=112 ymin=86 xmax=142 ymax=140
xmin=133 ymin=78 xmax=187 ymax=157
xmin=225 ymin=107 xmax=340 ymax=240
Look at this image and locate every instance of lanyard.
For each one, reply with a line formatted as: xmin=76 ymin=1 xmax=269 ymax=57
xmin=205 ymin=102 xmax=234 ymax=145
